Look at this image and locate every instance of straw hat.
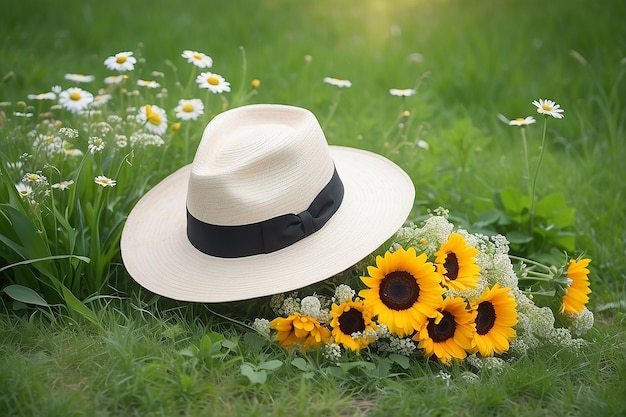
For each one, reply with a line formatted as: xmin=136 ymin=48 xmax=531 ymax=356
xmin=121 ymin=104 xmax=414 ymax=302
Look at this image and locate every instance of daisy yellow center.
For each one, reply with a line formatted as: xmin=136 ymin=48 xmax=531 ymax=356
xmin=193 ymin=53 xmax=202 ymax=60
xmin=145 ymin=106 xmax=162 ymax=125
xmin=541 ymin=103 xmax=552 ymax=111
xmin=515 ymin=118 xmax=524 ymax=123
xmin=116 ymin=56 xmax=127 ymax=64
xmin=443 ymin=253 xmax=459 ymax=280
xmin=476 ymin=301 xmax=496 ymax=335
xmin=182 ymin=103 xmax=194 ymax=112
xmin=70 ymin=92 xmax=82 ymax=101
xmin=19 ymin=190 xmax=28 ymax=195
xmin=207 ymin=76 xmax=220 ymax=86
xmin=427 ymin=311 xmax=456 ymax=343
xmin=338 ymin=308 xmax=366 ymax=335
xmin=379 ymin=271 xmax=420 ymax=311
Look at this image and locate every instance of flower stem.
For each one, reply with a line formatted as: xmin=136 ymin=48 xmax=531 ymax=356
xmin=529 ymin=116 xmax=548 ymax=241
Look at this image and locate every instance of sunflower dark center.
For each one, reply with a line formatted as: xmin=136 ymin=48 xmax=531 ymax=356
xmin=476 ymin=301 xmax=496 ymax=335
xmin=338 ymin=308 xmax=366 ymax=335
xmin=379 ymin=271 xmax=420 ymax=311
xmin=443 ymin=252 xmax=459 ymax=280
xmin=427 ymin=311 xmax=456 ymax=343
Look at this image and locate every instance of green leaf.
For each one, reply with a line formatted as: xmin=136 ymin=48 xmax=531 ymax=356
xmin=291 ymin=357 xmax=309 ymax=371
xmin=240 ymin=363 xmax=267 ymax=385
xmin=388 ymin=353 xmax=411 ymax=370
xmin=473 ymin=209 xmax=502 ymax=227
xmin=60 ymin=284 xmax=99 ymax=326
xmin=498 ymin=187 xmax=528 ymax=214
xmin=2 ymin=284 xmax=51 ymax=307
xmin=257 ymin=359 xmax=283 ymax=370
xmin=506 ymin=231 xmax=533 ymax=244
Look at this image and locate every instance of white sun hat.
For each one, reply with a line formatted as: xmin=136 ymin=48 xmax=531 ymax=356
xmin=121 ymin=104 xmax=415 ymax=302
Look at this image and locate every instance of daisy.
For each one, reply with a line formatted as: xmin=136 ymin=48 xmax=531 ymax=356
xmin=58 ymin=87 xmax=93 ymax=114
xmin=52 ymin=180 xmax=74 ymax=190
xmin=92 ymin=93 xmax=112 ymax=107
xmin=15 ymin=182 xmax=33 ymax=198
xmin=181 ymin=50 xmax=213 ymax=68
xmin=196 ymin=72 xmax=231 ymax=93
xmin=329 ymin=298 xmax=378 ymax=352
xmin=27 ymin=92 xmax=57 ymax=101
xmin=323 ymin=77 xmax=352 ymax=88
xmin=137 ymin=79 xmax=160 ymax=89
xmin=415 ymin=296 xmax=476 ymax=365
xmin=174 ymin=98 xmax=204 ymax=121
xmin=532 ymin=98 xmax=564 ymax=119
xmin=561 ymin=258 xmax=592 ymax=316
xmin=434 ymin=233 xmax=481 ymax=292
xmin=359 ymin=247 xmax=445 ymax=337
xmin=104 ymin=75 xmax=127 ymax=85
xmin=470 ymin=283 xmax=518 ymax=357
xmin=64 ymin=73 xmax=96 ymax=83
xmin=104 ymin=51 xmax=136 ymax=72
xmin=94 ymin=175 xmax=116 ymax=188
xmin=389 ymin=88 xmax=416 ymax=97
xmin=508 ymin=116 xmax=536 ymax=127
xmin=270 ymin=313 xmax=330 ymax=352
xmin=137 ymin=104 xmax=168 ymax=135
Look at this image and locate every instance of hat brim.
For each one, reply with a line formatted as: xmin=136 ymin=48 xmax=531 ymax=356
xmin=120 ymin=146 xmax=415 ymax=302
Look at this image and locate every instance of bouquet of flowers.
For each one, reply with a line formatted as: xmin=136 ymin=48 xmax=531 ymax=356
xmin=253 ymin=208 xmax=593 ymax=366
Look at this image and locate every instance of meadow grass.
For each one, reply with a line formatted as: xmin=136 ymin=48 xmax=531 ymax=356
xmin=1 ymin=0 xmax=626 ymax=415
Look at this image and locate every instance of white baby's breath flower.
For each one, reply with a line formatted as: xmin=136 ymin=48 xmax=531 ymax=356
xmin=323 ymin=77 xmax=352 ymax=88
xmin=322 ymin=343 xmax=342 ymax=362
xmin=251 ymin=318 xmax=271 ymax=339
xmin=104 ymin=51 xmax=136 ymax=72
xmin=58 ymin=127 xmax=79 ymax=139
xmin=532 ymin=98 xmax=564 ymax=119
xmin=94 ymin=175 xmax=116 ymax=188
xmin=300 ymin=295 xmax=322 ymax=318
xmin=181 ymin=50 xmax=213 ymax=68
xmin=568 ymin=307 xmax=594 ymax=336
xmin=333 ymin=284 xmax=355 ymax=305
xmin=196 ymin=72 xmax=231 ymax=93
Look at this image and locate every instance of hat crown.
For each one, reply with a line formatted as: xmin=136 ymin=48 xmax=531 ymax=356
xmin=187 ymin=104 xmax=335 ymax=226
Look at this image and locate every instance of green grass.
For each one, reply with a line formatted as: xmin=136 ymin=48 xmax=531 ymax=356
xmin=2 ymin=0 xmax=626 ymax=415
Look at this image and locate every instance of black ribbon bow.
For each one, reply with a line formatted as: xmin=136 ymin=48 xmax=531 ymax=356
xmin=187 ymin=167 xmax=344 ymax=258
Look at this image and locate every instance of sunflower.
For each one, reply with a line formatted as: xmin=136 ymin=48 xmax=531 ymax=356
xmin=415 ymin=296 xmax=476 ymax=365
xmin=359 ymin=247 xmax=445 ymax=337
xmin=330 ymin=298 xmax=377 ymax=352
xmin=470 ymin=283 xmax=518 ymax=356
xmin=562 ymin=258 xmax=592 ymax=316
xmin=269 ymin=313 xmax=330 ymax=352
xmin=434 ymin=233 xmax=480 ymax=291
